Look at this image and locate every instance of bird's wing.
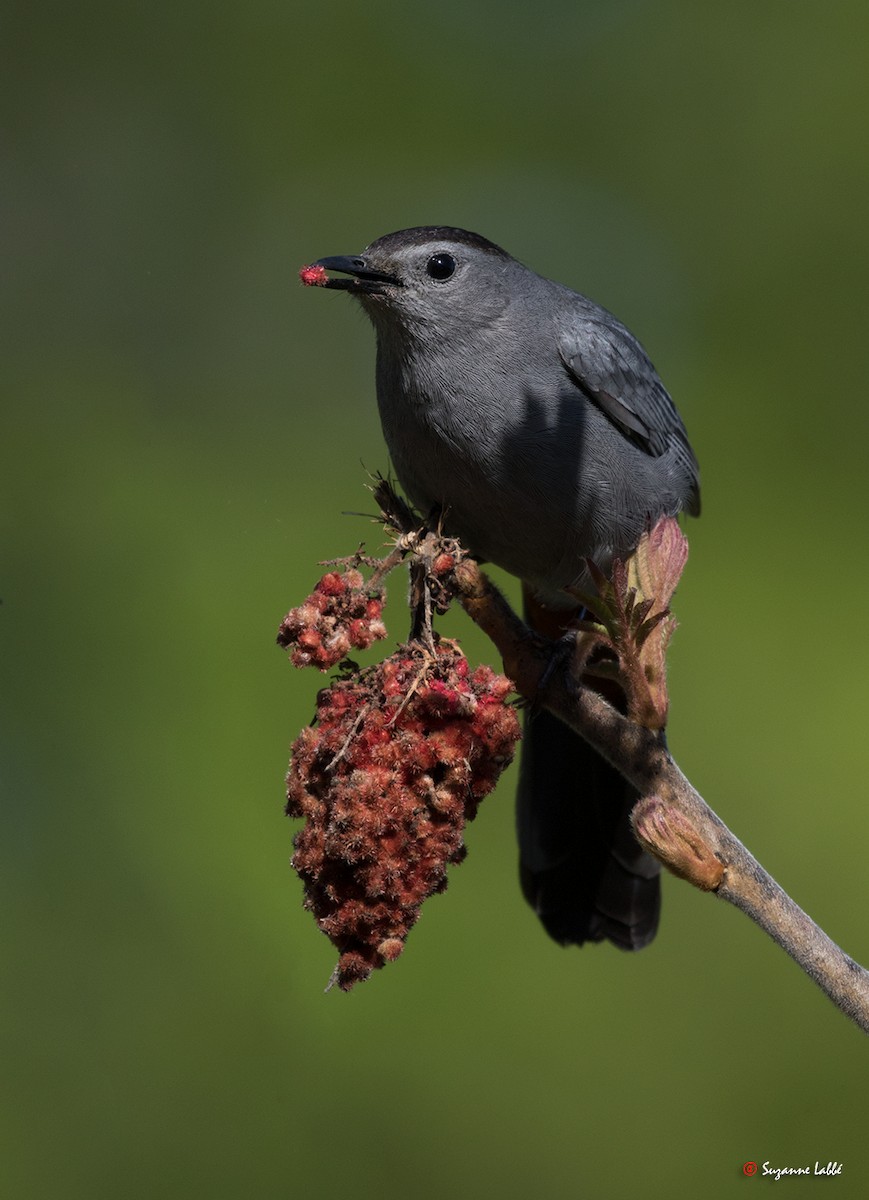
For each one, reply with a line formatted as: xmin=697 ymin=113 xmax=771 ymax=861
xmin=558 ymin=314 xmax=700 ymax=514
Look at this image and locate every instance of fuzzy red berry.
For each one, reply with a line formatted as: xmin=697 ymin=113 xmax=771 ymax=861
xmin=299 ymin=264 xmax=328 ymax=286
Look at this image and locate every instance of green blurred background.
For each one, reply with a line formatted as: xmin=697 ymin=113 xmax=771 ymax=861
xmin=4 ymin=2 xmax=868 ymax=1196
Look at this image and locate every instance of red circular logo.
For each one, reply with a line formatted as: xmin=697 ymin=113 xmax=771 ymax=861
xmin=743 ymin=1162 xmax=758 ymax=1177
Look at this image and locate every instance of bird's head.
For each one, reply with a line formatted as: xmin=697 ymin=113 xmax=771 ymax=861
xmin=303 ymin=226 xmax=519 ymax=337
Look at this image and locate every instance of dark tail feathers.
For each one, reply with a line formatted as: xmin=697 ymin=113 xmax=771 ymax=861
xmin=516 ymin=704 xmax=661 ymax=950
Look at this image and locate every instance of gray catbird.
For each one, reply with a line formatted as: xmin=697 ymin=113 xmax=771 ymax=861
xmin=305 ymin=226 xmax=699 ymax=951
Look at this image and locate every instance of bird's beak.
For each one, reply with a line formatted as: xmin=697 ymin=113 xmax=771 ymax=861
xmin=312 ymin=255 xmax=402 ymax=293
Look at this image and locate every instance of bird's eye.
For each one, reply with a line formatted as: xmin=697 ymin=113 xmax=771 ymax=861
xmin=425 ymin=253 xmax=456 ymax=281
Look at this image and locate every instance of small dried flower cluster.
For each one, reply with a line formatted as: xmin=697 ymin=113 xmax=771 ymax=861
xmin=286 ymin=640 xmax=520 ymax=990
xmin=571 ymin=516 xmax=689 ymax=729
xmin=276 ymin=568 xmax=387 ymax=671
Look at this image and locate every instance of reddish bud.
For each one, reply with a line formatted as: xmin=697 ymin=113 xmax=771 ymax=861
xmin=316 ymin=572 xmax=348 ymax=596
xmin=431 ymin=553 xmax=455 ymax=575
xmin=377 ymin=937 xmax=405 ymax=962
xmin=299 ymin=264 xmax=328 ymax=286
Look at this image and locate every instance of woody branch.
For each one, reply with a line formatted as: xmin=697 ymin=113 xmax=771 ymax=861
xmin=450 ymin=547 xmax=869 ymax=1036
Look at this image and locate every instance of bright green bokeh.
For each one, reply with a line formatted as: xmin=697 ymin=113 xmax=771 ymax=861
xmin=5 ymin=3 xmax=868 ymax=1197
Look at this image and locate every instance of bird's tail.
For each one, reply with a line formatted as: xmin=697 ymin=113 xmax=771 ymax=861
xmin=517 ymin=589 xmax=661 ymax=950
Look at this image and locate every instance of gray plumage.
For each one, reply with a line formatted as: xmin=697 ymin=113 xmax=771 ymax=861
xmin=311 ymin=226 xmax=699 ymax=950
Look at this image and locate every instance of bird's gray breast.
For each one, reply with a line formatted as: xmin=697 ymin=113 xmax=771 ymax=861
xmin=374 ymin=329 xmax=653 ymax=597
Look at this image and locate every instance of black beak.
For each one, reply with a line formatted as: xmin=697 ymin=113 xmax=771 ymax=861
xmin=313 ymin=255 xmax=402 ymax=293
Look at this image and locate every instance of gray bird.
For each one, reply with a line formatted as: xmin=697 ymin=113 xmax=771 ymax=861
xmin=307 ymin=226 xmax=699 ymax=951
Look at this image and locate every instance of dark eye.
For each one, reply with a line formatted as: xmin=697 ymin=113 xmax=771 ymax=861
xmin=425 ymin=253 xmax=456 ymax=281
